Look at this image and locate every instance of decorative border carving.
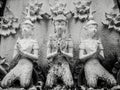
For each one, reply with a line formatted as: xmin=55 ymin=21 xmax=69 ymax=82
xmin=102 ymin=12 xmax=120 ymax=32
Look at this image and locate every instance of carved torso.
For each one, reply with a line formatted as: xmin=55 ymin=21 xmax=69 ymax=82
xmin=16 ymin=38 xmax=39 ymax=54
xmin=49 ymin=34 xmax=73 ymax=53
xmin=80 ymin=39 xmax=100 ymax=54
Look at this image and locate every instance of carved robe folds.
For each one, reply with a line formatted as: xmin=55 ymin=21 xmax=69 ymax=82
xmin=46 ymin=35 xmax=74 ymax=89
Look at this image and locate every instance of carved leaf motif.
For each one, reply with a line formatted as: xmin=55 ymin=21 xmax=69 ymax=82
xmin=73 ymin=0 xmax=91 ymax=22
xmin=0 ymin=16 xmax=19 ymax=36
xmin=24 ymin=1 xmax=44 ymax=22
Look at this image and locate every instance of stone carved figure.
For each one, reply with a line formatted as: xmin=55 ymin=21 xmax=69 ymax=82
xmin=79 ymin=17 xmax=116 ymax=88
xmin=46 ymin=15 xmax=74 ymax=89
xmin=24 ymin=0 xmax=44 ymax=22
xmin=72 ymin=0 xmax=92 ymax=22
xmin=1 ymin=19 xmax=39 ymax=89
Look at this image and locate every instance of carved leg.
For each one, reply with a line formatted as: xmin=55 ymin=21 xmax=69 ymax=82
xmin=85 ymin=67 xmax=97 ymax=88
xmin=95 ymin=60 xmax=117 ymax=86
xmin=86 ymin=75 xmax=98 ymax=88
xmin=62 ymin=63 xmax=74 ymax=87
xmin=84 ymin=60 xmax=98 ymax=88
xmin=1 ymin=67 xmax=17 ymax=88
xmin=20 ymin=65 xmax=33 ymax=88
xmin=85 ymin=59 xmax=116 ymax=88
xmin=103 ymin=71 xmax=116 ymax=86
xmin=46 ymin=66 xmax=56 ymax=88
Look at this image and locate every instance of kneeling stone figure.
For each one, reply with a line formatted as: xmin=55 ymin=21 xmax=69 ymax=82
xmin=46 ymin=15 xmax=74 ymax=89
xmin=1 ymin=19 xmax=39 ymax=89
xmin=79 ymin=17 xmax=116 ymax=88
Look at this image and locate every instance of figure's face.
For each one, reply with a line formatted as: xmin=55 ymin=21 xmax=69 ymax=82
xmin=21 ymin=24 xmax=32 ymax=37
xmin=87 ymin=24 xmax=97 ymax=38
xmin=54 ymin=21 xmax=66 ymax=35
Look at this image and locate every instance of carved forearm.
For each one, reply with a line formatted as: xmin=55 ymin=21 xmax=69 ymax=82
xmin=47 ymin=52 xmax=57 ymax=60
xmin=79 ymin=51 xmax=96 ymax=63
xmin=62 ymin=51 xmax=73 ymax=58
xmin=23 ymin=52 xmax=38 ymax=61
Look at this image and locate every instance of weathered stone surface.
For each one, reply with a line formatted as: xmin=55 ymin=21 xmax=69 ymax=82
xmin=1 ymin=0 xmax=120 ymax=89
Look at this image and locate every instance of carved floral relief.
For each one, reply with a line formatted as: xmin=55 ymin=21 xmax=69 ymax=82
xmin=50 ymin=1 xmax=70 ymax=20
xmin=0 ymin=15 xmax=19 ymax=36
xmin=102 ymin=12 xmax=120 ymax=32
xmin=72 ymin=0 xmax=92 ymax=22
xmin=24 ymin=0 xmax=44 ymax=22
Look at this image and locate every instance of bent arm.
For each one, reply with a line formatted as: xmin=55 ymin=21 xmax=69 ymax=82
xmin=47 ymin=52 xmax=57 ymax=59
xmin=23 ymin=49 xmax=39 ymax=60
xmin=79 ymin=49 xmax=96 ymax=63
xmin=21 ymin=40 xmax=39 ymax=61
xmin=62 ymin=46 xmax=73 ymax=58
xmin=62 ymin=39 xmax=73 ymax=58
xmin=12 ymin=43 xmax=20 ymax=60
xmin=47 ymin=41 xmax=57 ymax=60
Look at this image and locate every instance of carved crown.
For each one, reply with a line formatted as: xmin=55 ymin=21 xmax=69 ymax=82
xmin=50 ymin=2 xmax=67 ymax=15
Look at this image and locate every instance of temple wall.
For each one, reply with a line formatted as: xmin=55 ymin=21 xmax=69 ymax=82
xmin=0 ymin=0 xmax=119 ymax=70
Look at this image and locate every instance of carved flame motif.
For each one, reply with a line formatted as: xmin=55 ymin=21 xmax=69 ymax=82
xmin=24 ymin=0 xmax=43 ymax=22
xmin=73 ymin=0 xmax=92 ymax=22
xmin=0 ymin=15 xmax=19 ymax=36
xmin=102 ymin=12 xmax=120 ymax=32
xmin=0 ymin=1 xmax=3 ymax=8
xmin=50 ymin=2 xmax=69 ymax=20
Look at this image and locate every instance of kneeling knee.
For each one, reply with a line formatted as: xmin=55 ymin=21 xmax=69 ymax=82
xmin=20 ymin=80 xmax=31 ymax=88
